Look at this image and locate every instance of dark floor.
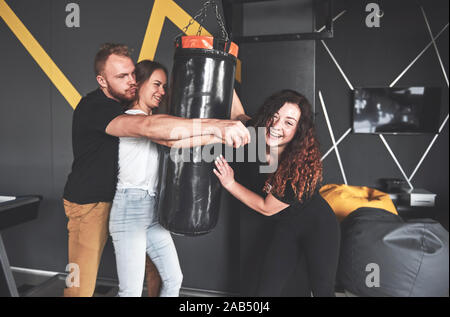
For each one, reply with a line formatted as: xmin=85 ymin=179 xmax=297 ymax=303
xmin=11 ymin=269 xmax=235 ymax=297
xmin=13 ymin=270 xmax=120 ymax=297
xmin=11 ymin=268 xmax=348 ymax=297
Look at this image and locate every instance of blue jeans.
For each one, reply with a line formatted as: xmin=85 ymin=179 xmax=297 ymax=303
xmin=109 ymin=188 xmax=183 ymax=297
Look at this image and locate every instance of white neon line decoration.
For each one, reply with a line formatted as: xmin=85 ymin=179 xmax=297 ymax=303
xmin=386 ymin=15 xmax=449 ymax=185
xmin=389 ymin=23 xmax=449 ymax=87
xmin=321 ymin=40 xmax=355 ymax=91
xmin=438 ymin=115 xmax=449 ymax=133
xmin=421 ymin=7 xmax=449 ymax=87
xmin=319 ymin=91 xmax=348 ymax=184
xmin=409 ymin=114 xmax=449 ymax=181
xmin=316 ymin=10 xmax=347 ymax=33
xmin=318 ymin=6 xmax=448 ymax=189
xmin=321 ymin=128 xmax=352 ymax=161
xmin=379 ymin=135 xmax=414 ymax=189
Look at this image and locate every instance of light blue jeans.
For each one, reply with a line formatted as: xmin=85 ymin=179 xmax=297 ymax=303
xmin=109 ymin=188 xmax=183 ymax=297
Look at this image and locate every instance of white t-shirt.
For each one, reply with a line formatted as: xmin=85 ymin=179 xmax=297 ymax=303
xmin=116 ymin=109 xmax=160 ymax=193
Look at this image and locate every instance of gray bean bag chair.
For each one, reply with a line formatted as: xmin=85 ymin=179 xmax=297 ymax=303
xmin=337 ymin=207 xmax=449 ymax=297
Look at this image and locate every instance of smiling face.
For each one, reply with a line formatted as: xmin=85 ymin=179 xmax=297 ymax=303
xmin=136 ymin=68 xmax=167 ymax=114
xmin=266 ymin=102 xmax=302 ymax=150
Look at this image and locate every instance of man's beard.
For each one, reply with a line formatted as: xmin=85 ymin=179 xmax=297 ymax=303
xmin=107 ymin=85 xmax=136 ymax=105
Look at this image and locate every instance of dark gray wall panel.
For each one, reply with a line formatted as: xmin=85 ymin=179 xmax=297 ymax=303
xmin=0 ymin=0 xmax=54 ymax=269
xmin=240 ymin=41 xmax=316 ymax=116
xmin=243 ymin=0 xmax=313 ymax=36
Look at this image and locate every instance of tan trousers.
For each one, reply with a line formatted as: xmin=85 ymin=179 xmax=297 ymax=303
xmin=63 ymin=199 xmax=162 ymax=297
xmin=63 ymin=199 xmax=111 ymax=297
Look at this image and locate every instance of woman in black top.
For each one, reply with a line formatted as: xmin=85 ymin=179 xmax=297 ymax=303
xmin=214 ymin=90 xmax=340 ymax=296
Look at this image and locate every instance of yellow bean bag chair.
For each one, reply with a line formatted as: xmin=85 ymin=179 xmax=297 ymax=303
xmin=319 ymin=184 xmax=398 ymax=221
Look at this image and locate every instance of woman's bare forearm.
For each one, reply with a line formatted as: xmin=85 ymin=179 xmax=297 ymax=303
xmin=214 ymin=155 xmax=289 ymax=216
xmin=225 ymin=181 xmax=272 ymax=216
xmin=152 ymin=135 xmax=223 ymax=148
xmin=222 ymin=180 xmax=289 ymax=216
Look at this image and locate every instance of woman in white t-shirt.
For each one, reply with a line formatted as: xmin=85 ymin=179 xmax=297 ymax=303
xmin=109 ymin=60 xmax=215 ymax=297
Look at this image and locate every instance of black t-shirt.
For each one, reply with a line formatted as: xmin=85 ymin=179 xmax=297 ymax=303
xmin=63 ymin=89 xmax=124 ymax=204
xmin=234 ymin=134 xmax=319 ymax=219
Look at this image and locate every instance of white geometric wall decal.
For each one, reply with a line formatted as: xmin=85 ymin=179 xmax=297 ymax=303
xmin=389 ymin=23 xmax=448 ymax=87
xmin=319 ymin=90 xmax=348 ymax=184
xmin=320 ymin=40 xmax=354 ymax=91
xmin=321 ymin=128 xmax=352 ymax=161
xmin=421 ymin=7 xmax=449 ymax=87
xmin=409 ymin=115 xmax=449 ymax=182
xmin=316 ymin=10 xmax=347 ymax=33
xmin=379 ymin=134 xmax=414 ymax=189
xmin=406 ymin=7 xmax=449 ymax=183
xmin=318 ymin=4 xmax=449 ymax=191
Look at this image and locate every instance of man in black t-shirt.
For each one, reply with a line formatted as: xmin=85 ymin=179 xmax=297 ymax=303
xmin=63 ymin=43 xmax=249 ymax=297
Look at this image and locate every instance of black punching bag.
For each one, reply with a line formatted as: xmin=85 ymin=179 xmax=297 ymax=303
xmin=158 ymin=34 xmax=239 ymax=236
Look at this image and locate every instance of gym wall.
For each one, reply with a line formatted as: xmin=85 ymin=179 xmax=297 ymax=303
xmin=0 ymin=0 xmax=448 ymax=296
xmin=313 ymin=0 xmax=449 ymax=228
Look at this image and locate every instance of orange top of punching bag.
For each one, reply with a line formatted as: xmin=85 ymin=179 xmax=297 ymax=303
xmin=179 ymin=36 xmax=239 ymax=58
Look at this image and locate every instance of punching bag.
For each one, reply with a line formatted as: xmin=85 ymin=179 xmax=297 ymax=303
xmin=158 ymin=3 xmax=239 ymax=236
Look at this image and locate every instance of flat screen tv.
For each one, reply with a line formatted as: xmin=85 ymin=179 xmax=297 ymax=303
xmin=353 ymin=87 xmax=442 ymax=134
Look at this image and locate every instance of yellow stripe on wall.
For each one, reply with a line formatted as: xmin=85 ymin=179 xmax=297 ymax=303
xmin=138 ymin=0 xmax=212 ymax=62
xmin=0 ymin=0 xmax=81 ymax=109
xmin=0 ymin=0 xmax=241 ymax=112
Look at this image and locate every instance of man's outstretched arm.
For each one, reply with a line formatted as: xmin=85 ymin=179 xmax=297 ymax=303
xmin=106 ymin=113 xmax=250 ymax=148
xmin=151 ymin=90 xmax=250 ymax=149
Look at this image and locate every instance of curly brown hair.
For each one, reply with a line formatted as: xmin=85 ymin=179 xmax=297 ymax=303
xmin=249 ymin=90 xmax=323 ymax=203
